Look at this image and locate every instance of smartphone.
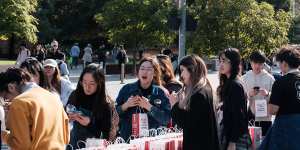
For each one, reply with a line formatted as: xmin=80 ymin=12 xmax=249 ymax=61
xmin=68 ymin=110 xmax=83 ymax=115
xmin=253 ymin=86 xmax=260 ymax=91
xmin=73 ymin=110 xmax=83 ymax=115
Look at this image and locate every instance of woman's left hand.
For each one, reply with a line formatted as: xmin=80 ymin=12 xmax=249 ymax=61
xmin=74 ymin=114 xmax=91 ymax=126
xmin=138 ymin=96 xmax=152 ymax=111
xmin=169 ymin=91 xmax=178 ymax=107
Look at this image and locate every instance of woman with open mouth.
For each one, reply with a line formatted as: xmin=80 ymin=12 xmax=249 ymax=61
xmin=116 ymin=56 xmax=171 ymax=141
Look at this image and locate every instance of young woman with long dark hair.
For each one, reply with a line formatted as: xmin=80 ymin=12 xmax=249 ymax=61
xmin=217 ymin=48 xmax=249 ymax=150
xmin=67 ymin=64 xmax=119 ymax=149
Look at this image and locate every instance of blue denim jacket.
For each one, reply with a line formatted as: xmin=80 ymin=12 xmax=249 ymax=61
xmin=116 ymin=81 xmax=171 ymax=141
xmin=259 ymin=114 xmax=300 ymax=150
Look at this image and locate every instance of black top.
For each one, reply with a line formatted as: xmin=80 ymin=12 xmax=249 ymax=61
xmin=97 ymin=50 xmax=107 ymax=62
xmin=270 ymin=71 xmax=300 ymax=116
xmin=46 ymin=51 xmax=62 ymax=60
xmin=171 ymin=84 xmax=220 ymax=150
xmin=33 ymin=51 xmax=46 ymax=62
xmin=221 ymin=79 xmax=248 ymax=144
xmin=139 ymin=83 xmax=153 ymax=98
xmin=67 ymin=91 xmax=112 ymax=139
xmin=116 ymin=50 xmax=126 ymax=63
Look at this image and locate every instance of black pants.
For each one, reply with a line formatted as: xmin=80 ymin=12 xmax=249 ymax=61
xmin=248 ymin=110 xmax=272 ymax=136
xmin=254 ymin=121 xmax=272 ymax=136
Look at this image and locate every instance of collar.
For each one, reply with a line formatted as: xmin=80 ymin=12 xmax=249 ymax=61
xmin=21 ymin=82 xmax=39 ymax=93
xmin=133 ymin=80 xmax=158 ymax=96
xmin=286 ymin=69 xmax=299 ymax=75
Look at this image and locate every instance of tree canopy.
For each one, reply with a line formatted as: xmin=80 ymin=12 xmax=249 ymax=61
xmin=187 ymin=0 xmax=292 ymax=56
xmin=0 ymin=0 xmax=38 ymax=43
xmin=37 ymin=0 xmax=109 ymax=44
xmin=95 ymin=0 xmax=176 ymax=50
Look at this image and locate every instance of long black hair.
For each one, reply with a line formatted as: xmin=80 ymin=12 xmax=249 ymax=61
xmin=70 ymin=64 xmax=112 ymax=131
xmin=217 ymin=48 xmax=241 ymax=102
xmin=75 ymin=64 xmax=112 ymax=118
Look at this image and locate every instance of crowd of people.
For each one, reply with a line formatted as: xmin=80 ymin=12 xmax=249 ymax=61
xmin=0 ymin=44 xmax=299 ymax=150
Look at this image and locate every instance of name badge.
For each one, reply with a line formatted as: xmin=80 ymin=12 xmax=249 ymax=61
xmin=255 ymin=99 xmax=268 ymax=117
xmin=153 ymin=99 xmax=162 ymax=105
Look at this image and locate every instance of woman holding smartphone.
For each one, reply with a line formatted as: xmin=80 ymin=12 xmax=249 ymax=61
xmin=66 ymin=64 xmax=119 ymax=149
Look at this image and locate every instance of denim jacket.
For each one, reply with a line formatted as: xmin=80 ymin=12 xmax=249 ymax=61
xmin=116 ymin=81 xmax=171 ymax=141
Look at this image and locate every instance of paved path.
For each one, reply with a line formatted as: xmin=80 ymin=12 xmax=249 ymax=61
xmin=69 ymin=67 xmax=219 ymax=100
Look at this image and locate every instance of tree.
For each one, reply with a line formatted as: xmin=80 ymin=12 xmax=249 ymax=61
xmin=95 ymin=0 xmax=176 ymax=74
xmin=289 ymin=15 xmax=300 ymax=44
xmin=0 ymin=0 xmax=38 ymax=43
xmin=37 ymin=0 xmax=109 ymax=44
xmin=187 ymin=0 xmax=291 ymax=57
xmin=95 ymin=0 xmax=176 ymax=51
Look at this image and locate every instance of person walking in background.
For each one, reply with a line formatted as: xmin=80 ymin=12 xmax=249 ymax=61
xmin=217 ymin=48 xmax=250 ymax=150
xmin=169 ymin=55 xmax=220 ymax=150
xmin=66 ymin=64 xmax=119 ymax=149
xmin=97 ymin=44 xmax=107 ymax=71
xmin=15 ymin=43 xmax=30 ymax=68
xmin=260 ymin=46 xmax=300 ymax=150
xmin=241 ymin=51 xmax=275 ymax=136
xmin=43 ymin=59 xmax=74 ymax=106
xmin=0 ymin=68 xmax=69 ymax=149
xmin=56 ymin=52 xmax=70 ymax=80
xmin=111 ymin=44 xmax=118 ymax=61
xmin=70 ymin=43 xmax=80 ymax=69
xmin=116 ymin=45 xmax=127 ymax=79
xmin=116 ymin=57 xmax=171 ymax=141
xmin=82 ymin=44 xmax=93 ymax=68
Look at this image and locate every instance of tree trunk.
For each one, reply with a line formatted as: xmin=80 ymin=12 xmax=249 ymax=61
xmin=9 ymin=34 xmax=15 ymax=59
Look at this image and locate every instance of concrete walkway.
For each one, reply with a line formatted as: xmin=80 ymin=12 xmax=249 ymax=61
xmin=69 ymin=66 xmax=219 ymax=100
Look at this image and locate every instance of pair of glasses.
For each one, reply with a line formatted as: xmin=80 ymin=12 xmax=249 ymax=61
xmin=219 ymin=58 xmax=231 ymax=64
xmin=140 ymin=67 xmax=154 ymax=72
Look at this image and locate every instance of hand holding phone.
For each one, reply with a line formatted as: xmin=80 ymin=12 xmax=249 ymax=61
xmin=253 ymin=86 xmax=260 ymax=91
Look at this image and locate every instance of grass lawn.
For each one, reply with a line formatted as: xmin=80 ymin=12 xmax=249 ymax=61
xmin=0 ymin=60 xmax=15 ymax=65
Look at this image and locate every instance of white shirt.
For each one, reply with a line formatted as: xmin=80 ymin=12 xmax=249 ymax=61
xmin=241 ymin=69 xmax=275 ymax=121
